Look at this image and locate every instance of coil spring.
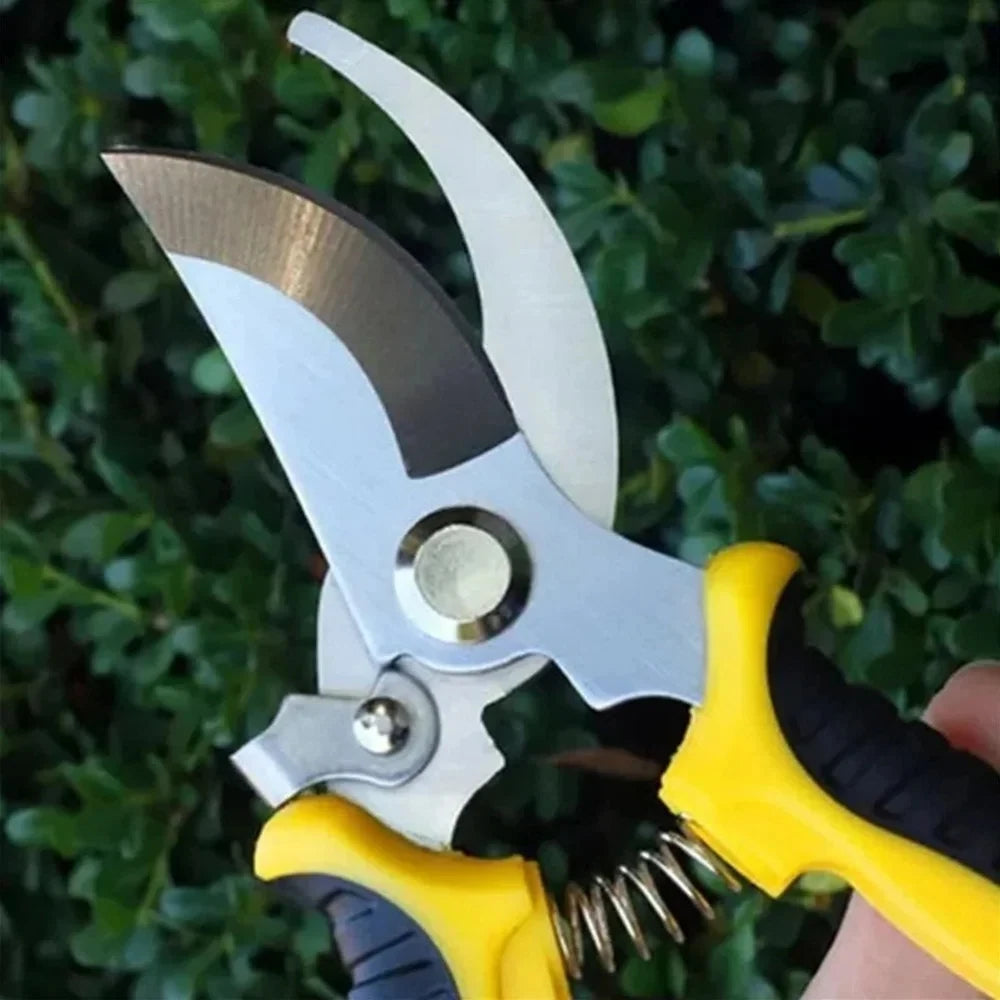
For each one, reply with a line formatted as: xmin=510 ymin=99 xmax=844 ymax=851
xmin=548 ymin=819 xmax=741 ymax=978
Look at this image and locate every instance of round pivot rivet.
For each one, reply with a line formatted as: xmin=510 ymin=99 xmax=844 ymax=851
xmin=353 ymin=697 xmax=410 ymax=755
xmin=395 ymin=507 xmax=531 ymax=644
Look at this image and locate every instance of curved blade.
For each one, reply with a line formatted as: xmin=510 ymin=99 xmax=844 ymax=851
xmin=102 ymin=149 xmax=515 ymax=479
xmin=289 ymin=12 xmax=619 ymax=525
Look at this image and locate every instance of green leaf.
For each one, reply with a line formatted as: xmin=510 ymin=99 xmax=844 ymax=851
xmin=777 ymin=71 xmax=812 ymax=104
xmin=273 ymin=57 xmax=334 ymax=117
xmin=92 ymin=447 xmax=149 ymax=507
xmin=0 ymin=359 xmax=24 ymax=400
xmin=657 ymin=418 xmax=724 ymax=467
xmin=620 ymin=952 xmax=666 ymax=997
xmin=61 ymin=512 xmax=148 ymax=564
xmin=209 ymin=401 xmax=262 ymax=448
xmin=757 ymin=469 xmax=837 ymax=529
xmin=967 ymin=92 xmax=1000 ymax=171
xmin=971 ymin=426 xmax=1000 ymax=472
xmin=838 ymin=145 xmax=880 ymax=190
xmin=938 ymin=275 xmax=1000 ymax=316
xmin=672 ymin=29 xmax=714 ymax=78
xmin=884 ymin=569 xmax=929 ymax=616
xmin=829 ymin=585 xmax=864 ymax=627
xmin=797 ymin=871 xmax=848 ymax=894
xmin=594 ymin=81 xmax=668 ymax=136
xmin=159 ymin=887 xmax=230 ymax=925
xmin=191 ymin=348 xmax=237 ymax=396
xmin=822 ymin=299 xmax=901 ymax=347
xmin=5 ymin=807 xmax=78 ymax=856
xmin=388 ymin=0 xmax=432 ymax=29
xmin=807 ymin=164 xmax=865 ymax=208
xmin=933 ymin=190 xmax=1000 ymax=254
xmin=841 ymin=596 xmax=895 ymax=679
xmin=537 ymin=840 xmax=569 ymax=886
xmin=123 ymin=56 xmax=174 ymax=99
xmin=534 ymin=763 xmax=566 ymax=822
xmin=0 ymin=553 xmax=45 ymax=596
xmin=791 ymin=273 xmax=839 ymax=324
xmin=727 ymin=228 xmax=777 ymax=271
xmin=728 ymin=164 xmax=770 ymax=221
xmin=120 ymin=926 xmax=160 ymax=971
xmin=952 ymin=611 xmax=1000 ymax=659
xmin=849 ymin=252 xmax=909 ymax=303
xmin=707 ymin=919 xmax=755 ymax=997
xmin=70 ymin=922 xmax=120 ymax=968
xmin=929 ymin=131 xmax=972 ymax=188
xmin=773 ymin=20 xmax=813 ymax=62
xmin=101 ymin=271 xmax=159 ymax=314
xmin=11 ymin=91 xmax=60 ymax=129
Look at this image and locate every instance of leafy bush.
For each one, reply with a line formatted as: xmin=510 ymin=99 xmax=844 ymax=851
xmin=2 ymin=0 xmax=998 ymax=997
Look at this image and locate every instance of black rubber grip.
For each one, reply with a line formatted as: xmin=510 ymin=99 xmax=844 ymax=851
xmin=767 ymin=578 xmax=1000 ymax=884
xmin=272 ymin=874 xmax=459 ymax=1000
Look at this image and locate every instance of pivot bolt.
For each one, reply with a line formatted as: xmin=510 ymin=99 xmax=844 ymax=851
xmin=353 ymin=697 xmax=410 ymax=755
xmin=395 ymin=506 xmax=531 ymax=644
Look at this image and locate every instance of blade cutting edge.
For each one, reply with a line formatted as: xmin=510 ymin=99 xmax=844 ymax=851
xmin=102 ymin=148 xmax=516 ymax=479
xmin=289 ymin=12 xmax=619 ymax=526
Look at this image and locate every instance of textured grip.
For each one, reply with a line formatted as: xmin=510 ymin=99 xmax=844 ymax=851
xmin=769 ymin=579 xmax=1000 ymax=884
xmin=254 ymin=795 xmax=570 ymax=1000
xmin=661 ymin=542 xmax=1000 ymax=998
xmin=273 ymin=875 xmax=457 ymax=1000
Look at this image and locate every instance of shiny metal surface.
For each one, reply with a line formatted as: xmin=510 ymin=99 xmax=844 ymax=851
xmin=129 ymin=257 xmax=705 ymax=705
xmin=289 ymin=12 xmax=619 ymax=526
xmin=101 ymin=150 xmax=515 ymax=478
xmin=395 ymin=507 xmax=531 ymax=643
xmin=340 ymin=655 xmax=543 ymax=848
xmin=108 ymin=13 xmax=687 ymax=852
xmin=311 ymin=580 xmax=540 ymax=847
xmin=551 ymin=823 xmax=740 ymax=978
xmin=281 ymin=10 xmax=625 ymax=845
xmin=352 ymin=697 xmax=411 ymax=755
xmin=231 ymin=670 xmax=437 ymax=807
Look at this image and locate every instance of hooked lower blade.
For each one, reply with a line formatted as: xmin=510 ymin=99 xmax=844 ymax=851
xmin=102 ymin=149 xmax=516 ymax=480
xmin=289 ymin=12 xmax=619 ymax=527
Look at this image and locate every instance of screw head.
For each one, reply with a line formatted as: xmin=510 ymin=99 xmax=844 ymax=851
xmin=352 ymin=697 xmax=410 ymax=755
xmin=395 ymin=507 xmax=531 ymax=644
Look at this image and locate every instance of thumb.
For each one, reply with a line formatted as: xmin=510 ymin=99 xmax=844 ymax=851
xmin=803 ymin=661 xmax=1000 ymax=1000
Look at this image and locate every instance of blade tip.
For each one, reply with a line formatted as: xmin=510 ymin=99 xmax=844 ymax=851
xmin=287 ymin=9 xmax=323 ymax=45
xmin=100 ymin=147 xmax=145 ymax=182
xmin=287 ymin=10 xmax=366 ymax=66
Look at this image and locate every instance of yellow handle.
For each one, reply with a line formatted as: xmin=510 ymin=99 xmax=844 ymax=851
xmin=254 ymin=794 xmax=568 ymax=1000
xmin=662 ymin=542 xmax=1000 ymax=998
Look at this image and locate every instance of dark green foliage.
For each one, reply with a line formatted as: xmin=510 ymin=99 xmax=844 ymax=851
xmin=2 ymin=0 xmax=998 ymax=997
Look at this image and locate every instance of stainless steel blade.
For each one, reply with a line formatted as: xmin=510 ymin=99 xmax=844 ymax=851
xmin=286 ymin=10 xmax=627 ymax=843
xmin=102 ymin=150 xmax=515 ymax=479
xmin=342 ymin=655 xmax=543 ymax=847
xmin=88 ymin=223 xmax=706 ymax=704
xmin=315 ymin=577 xmax=542 ymax=847
xmin=289 ymin=12 xmax=619 ymax=526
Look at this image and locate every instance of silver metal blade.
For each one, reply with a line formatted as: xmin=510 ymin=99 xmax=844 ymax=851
xmin=289 ymin=12 xmax=619 ymax=526
xmin=280 ymin=12 xmax=624 ymax=846
xmin=102 ymin=149 xmax=516 ymax=479
xmin=314 ymin=575 xmax=541 ymax=847
xmin=343 ymin=656 xmax=543 ymax=848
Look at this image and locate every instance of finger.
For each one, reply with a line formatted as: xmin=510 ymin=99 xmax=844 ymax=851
xmin=802 ymin=662 xmax=1000 ymax=1000
xmin=924 ymin=660 xmax=1000 ymax=767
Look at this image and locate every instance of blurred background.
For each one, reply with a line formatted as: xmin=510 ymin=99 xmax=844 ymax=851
xmin=2 ymin=0 xmax=999 ymax=997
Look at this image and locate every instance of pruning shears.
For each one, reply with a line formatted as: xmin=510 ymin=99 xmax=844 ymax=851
xmin=104 ymin=12 xmax=1000 ymax=999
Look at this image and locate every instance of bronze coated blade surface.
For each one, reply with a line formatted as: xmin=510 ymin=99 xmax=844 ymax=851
xmin=290 ymin=12 xmax=619 ymax=525
xmin=103 ymin=148 xmax=516 ymax=477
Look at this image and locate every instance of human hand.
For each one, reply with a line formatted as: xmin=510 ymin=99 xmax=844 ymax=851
xmin=804 ymin=661 xmax=1000 ymax=1000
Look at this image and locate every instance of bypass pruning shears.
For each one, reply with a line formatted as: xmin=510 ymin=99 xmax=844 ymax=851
xmin=104 ymin=12 xmax=1000 ymax=998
